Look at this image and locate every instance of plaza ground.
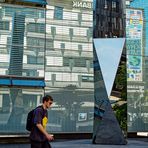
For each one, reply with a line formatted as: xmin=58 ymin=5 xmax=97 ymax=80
xmin=0 ymin=139 xmax=148 ymax=148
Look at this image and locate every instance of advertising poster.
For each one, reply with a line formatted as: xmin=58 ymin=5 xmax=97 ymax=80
xmin=126 ymin=9 xmax=143 ymax=81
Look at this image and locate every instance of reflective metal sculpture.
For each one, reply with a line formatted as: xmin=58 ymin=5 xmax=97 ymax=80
xmin=93 ymin=38 xmax=126 ymax=144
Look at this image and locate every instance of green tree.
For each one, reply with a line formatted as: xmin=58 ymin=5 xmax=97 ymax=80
xmin=115 ymin=63 xmax=127 ymax=101
xmin=113 ymin=62 xmax=127 ymax=133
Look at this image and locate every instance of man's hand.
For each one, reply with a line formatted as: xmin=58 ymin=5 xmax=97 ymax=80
xmin=36 ymin=124 xmax=54 ymax=141
xmin=46 ymin=134 xmax=54 ymax=141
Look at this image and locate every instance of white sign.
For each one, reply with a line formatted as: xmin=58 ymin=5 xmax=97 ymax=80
xmin=78 ymin=113 xmax=87 ymax=121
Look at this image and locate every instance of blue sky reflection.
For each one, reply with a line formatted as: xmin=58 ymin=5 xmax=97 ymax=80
xmin=94 ymin=38 xmax=125 ymax=97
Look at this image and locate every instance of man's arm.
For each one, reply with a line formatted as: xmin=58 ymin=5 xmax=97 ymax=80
xmin=36 ymin=123 xmax=54 ymax=141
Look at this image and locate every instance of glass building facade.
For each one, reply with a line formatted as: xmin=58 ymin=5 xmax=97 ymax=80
xmin=45 ymin=0 xmax=94 ymax=133
xmin=126 ymin=0 xmax=148 ymax=132
xmin=93 ymin=0 xmax=125 ymax=38
xmin=0 ymin=3 xmax=46 ymax=133
xmin=0 ymin=0 xmax=94 ymax=134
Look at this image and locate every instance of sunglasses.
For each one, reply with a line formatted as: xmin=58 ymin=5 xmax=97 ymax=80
xmin=49 ymin=102 xmax=53 ymax=105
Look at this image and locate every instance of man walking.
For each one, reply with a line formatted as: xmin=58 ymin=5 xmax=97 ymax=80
xmin=30 ymin=95 xmax=54 ymax=148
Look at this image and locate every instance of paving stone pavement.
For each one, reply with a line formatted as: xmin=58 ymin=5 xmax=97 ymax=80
xmin=0 ymin=139 xmax=147 ymax=148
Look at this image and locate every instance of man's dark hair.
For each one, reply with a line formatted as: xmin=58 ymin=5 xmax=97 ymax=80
xmin=42 ymin=95 xmax=53 ymax=103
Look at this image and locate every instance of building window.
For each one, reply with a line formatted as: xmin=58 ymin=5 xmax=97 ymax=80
xmin=78 ymin=44 xmax=82 ymax=50
xmin=116 ymin=2 xmax=119 ymax=12
xmin=0 ymin=21 xmax=9 ymax=30
xmin=46 ymin=39 xmax=54 ymax=50
xmin=63 ymin=57 xmax=92 ymax=67
xmin=87 ymin=28 xmax=93 ymax=41
xmin=27 ymin=55 xmax=44 ymax=64
xmin=75 ymin=58 xmax=86 ymax=67
xmin=23 ymin=95 xmax=37 ymax=108
xmin=78 ymin=13 xmax=82 ymax=25
xmin=25 ymin=37 xmax=51 ymax=50
xmin=27 ymin=23 xmax=45 ymax=33
xmin=69 ymin=28 xmax=73 ymax=40
xmin=104 ymin=0 xmax=108 ymax=9
xmin=78 ymin=44 xmax=83 ymax=55
xmin=6 ymin=37 xmax=11 ymax=52
xmin=112 ymin=1 xmax=116 ymax=9
xmin=61 ymin=43 xmax=65 ymax=49
xmin=51 ymin=26 xmax=56 ymax=38
xmin=54 ymin=6 xmax=63 ymax=20
xmin=26 ymin=70 xmax=38 ymax=77
xmin=81 ymin=75 xmax=94 ymax=82
xmin=27 ymin=37 xmax=45 ymax=47
xmin=0 ymin=94 xmax=10 ymax=113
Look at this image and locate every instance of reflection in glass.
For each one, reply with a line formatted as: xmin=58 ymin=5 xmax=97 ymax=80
xmin=0 ymin=5 xmax=45 ymax=77
xmin=46 ymin=85 xmax=94 ymax=132
xmin=45 ymin=0 xmax=94 ymax=133
xmin=0 ymin=4 xmax=46 ymax=134
xmin=0 ymin=87 xmax=43 ymax=133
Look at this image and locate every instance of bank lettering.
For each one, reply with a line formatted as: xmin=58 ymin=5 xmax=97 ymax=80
xmin=73 ymin=1 xmax=92 ymax=9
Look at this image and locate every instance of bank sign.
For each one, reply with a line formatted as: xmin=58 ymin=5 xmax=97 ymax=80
xmin=73 ymin=1 xmax=93 ymax=9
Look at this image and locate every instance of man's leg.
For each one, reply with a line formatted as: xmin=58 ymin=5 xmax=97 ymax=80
xmin=43 ymin=140 xmax=52 ymax=148
xmin=31 ymin=140 xmax=42 ymax=148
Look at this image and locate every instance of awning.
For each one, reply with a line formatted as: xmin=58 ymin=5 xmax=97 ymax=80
xmin=17 ymin=0 xmax=47 ymax=5
xmin=0 ymin=79 xmax=11 ymax=85
xmin=0 ymin=78 xmax=45 ymax=87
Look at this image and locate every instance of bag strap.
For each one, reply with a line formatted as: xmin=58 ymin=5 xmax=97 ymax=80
xmin=35 ymin=105 xmax=46 ymax=119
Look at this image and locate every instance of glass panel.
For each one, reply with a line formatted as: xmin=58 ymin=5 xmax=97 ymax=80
xmin=0 ymin=5 xmax=45 ymax=78
xmin=45 ymin=0 xmax=94 ymax=133
xmin=54 ymin=6 xmax=63 ymax=20
xmin=0 ymin=21 xmax=9 ymax=30
xmin=0 ymin=1 xmax=94 ymax=134
xmin=0 ymin=87 xmax=44 ymax=133
xmin=27 ymin=23 xmax=45 ymax=33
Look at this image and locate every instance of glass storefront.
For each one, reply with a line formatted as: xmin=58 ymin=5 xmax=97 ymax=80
xmin=0 ymin=3 xmax=46 ymax=134
xmin=0 ymin=0 xmax=94 ymax=134
xmin=45 ymin=0 xmax=94 ymax=133
xmin=0 ymin=87 xmax=44 ymax=133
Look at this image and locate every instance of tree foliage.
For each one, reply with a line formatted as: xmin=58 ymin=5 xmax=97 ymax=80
xmin=113 ymin=62 xmax=127 ymax=133
xmin=115 ymin=63 xmax=127 ymax=101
